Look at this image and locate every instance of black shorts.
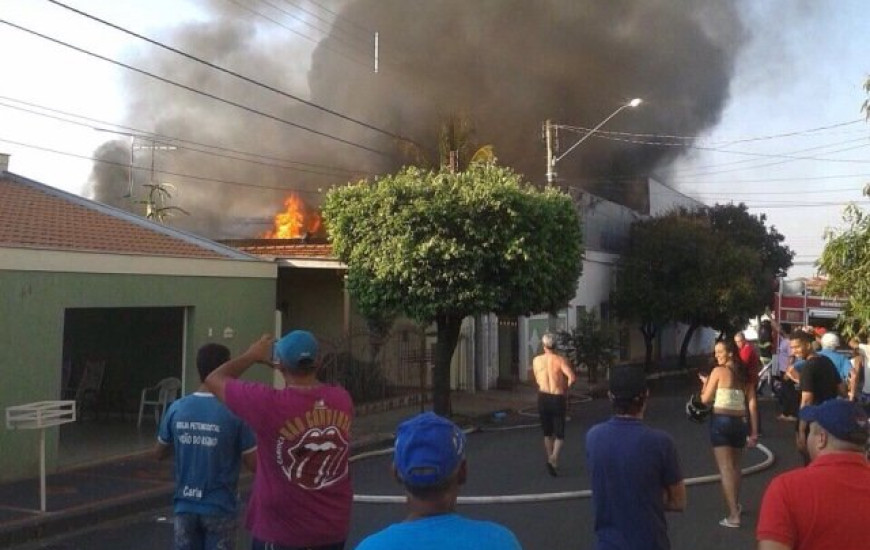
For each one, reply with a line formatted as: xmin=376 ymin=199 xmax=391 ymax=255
xmin=538 ymin=392 xmax=567 ymax=439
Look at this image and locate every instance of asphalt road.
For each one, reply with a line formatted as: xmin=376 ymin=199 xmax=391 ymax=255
xmin=12 ymin=377 xmax=803 ymax=549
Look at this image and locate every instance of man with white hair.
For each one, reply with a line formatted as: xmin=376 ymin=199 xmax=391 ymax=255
xmin=532 ymin=333 xmax=576 ymax=476
xmin=818 ymin=332 xmax=852 ymax=385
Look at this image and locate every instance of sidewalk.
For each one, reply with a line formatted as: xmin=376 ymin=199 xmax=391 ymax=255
xmin=0 ymin=383 xmax=541 ymax=548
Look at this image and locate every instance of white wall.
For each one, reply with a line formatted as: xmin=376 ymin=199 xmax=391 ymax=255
xmin=649 ymin=176 xmax=704 ymax=215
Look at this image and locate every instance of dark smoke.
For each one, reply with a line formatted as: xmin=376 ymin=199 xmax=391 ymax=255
xmin=86 ymin=140 xmax=136 ymax=210
xmin=89 ymin=0 xmax=746 ymax=236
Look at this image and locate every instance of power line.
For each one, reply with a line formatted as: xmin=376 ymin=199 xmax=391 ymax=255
xmin=558 ymin=119 xmax=864 ymax=146
xmin=585 ymin=132 xmax=870 ymax=165
xmin=0 ymin=136 xmax=341 ymax=195
xmin=0 ymin=96 xmax=365 ymax=177
xmin=250 ymin=0 xmax=371 ymax=56
xmin=652 ymin=186 xmax=865 ymax=197
xmin=221 ymin=0 xmax=370 ymax=68
xmin=46 ymin=0 xmax=407 ymax=144
xmin=295 ymin=0 xmax=373 ymax=37
xmin=279 ymin=0 xmax=373 ymax=42
xmin=662 ymin=172 xmax=870 ymax=186
xmin=0 ymin=19 xmax=391 ymax=157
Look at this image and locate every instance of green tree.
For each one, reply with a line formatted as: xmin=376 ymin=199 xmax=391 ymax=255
xmin=679 ymin=203 xmax=791 ymax=363
xmin=612 ymin=211 xmax=713 ymax=369
xmin=323 ymin=163 xmax=583 ymax=415
xmin=818 ymin=77 xmax=870 ymax=335
xmin=613 ymin=204 xmax=792 ymax=369
xmin=818 ymin=204 xmax=870 ymax=336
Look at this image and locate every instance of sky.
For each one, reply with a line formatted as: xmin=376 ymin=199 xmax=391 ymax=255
xmin=1 ymin=0 xmax=869 ymax=279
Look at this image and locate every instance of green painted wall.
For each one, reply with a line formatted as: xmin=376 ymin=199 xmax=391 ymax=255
xmin=0 ymin=269 xmax=275 ymax=482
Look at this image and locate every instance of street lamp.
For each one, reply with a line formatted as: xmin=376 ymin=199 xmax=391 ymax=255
xmin=545 ymin=98 xmax=642 ymax=184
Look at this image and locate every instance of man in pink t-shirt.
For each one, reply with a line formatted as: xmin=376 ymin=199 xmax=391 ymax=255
xmin=206 ymin=331 xmax=353 ymax=550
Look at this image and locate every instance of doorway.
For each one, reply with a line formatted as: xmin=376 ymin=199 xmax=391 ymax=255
xmin=59 ymin=306 xmax=186 ymax=467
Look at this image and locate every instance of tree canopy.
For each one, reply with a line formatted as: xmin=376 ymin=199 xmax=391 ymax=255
xmin=818 ymin=204 xmax=870 ymax=336
xmin=323 ymin=163 xmax=583 ymax=414
xmin=613 ymin=203 xmax=793 ymax=369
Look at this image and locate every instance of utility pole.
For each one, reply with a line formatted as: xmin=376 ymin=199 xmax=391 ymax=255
xmin=544 ymin=119 xmax=556 ymax=184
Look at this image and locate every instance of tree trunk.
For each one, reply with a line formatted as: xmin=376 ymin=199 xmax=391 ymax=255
xmin=433 ymin=314 xmax=462 ymax=417
xmin=679 ymin=322 xmax=700 ymax=369
xmin=641 ymin=323 xmax=657 ymax=372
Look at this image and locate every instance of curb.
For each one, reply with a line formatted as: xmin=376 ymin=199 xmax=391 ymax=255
xmin=0 ymin=433 xmax=402 ymax=548
xmin=0 ymin=485 xmax=169 ymax=548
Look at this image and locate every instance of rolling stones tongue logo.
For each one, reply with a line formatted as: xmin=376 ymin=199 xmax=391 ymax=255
xmin=278 ymin=426 xmax=349 ymax=489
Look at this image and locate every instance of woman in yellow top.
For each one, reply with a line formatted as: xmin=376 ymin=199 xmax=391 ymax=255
xmin=699 ymin=340 xmax=759 ymax=529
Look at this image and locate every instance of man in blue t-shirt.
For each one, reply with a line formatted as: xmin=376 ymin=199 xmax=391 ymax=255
xmin=818 ymin=332 xmax=853 ymax=383
xmin=156 ymin=344 xmax=257 ymax=550
xmin=586 ymin=365 xmax=686 ymax=550
xmin=355 ymin=412 xmax=522 ymax=550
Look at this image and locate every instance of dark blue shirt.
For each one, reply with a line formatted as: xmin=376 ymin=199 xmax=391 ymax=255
xmin=586 ymin=417 xmax=683 ymax=550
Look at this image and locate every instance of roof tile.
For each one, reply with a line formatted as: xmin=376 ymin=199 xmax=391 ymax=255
xmin=0 ymin=174 xmax=239 ymax=259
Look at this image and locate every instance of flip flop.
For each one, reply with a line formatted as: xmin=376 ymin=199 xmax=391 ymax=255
xmin=719 ymin=517 xmax=740 ymax=528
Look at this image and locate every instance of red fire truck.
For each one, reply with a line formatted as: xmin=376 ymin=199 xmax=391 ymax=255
xmin=773 ymin=278 xmax=846 ymax=329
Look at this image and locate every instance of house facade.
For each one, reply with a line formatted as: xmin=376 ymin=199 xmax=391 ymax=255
xmin=0 ymin=162 xmax=276 ymax=482
xmin=518 ymin=177 xmax=717 ymax=381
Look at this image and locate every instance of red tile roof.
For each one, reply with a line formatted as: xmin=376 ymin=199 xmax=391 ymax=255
xmin=0 ymin=173 xmax=255 ymax=260
xmin=220 ymin=239 xmax=335 ymax=260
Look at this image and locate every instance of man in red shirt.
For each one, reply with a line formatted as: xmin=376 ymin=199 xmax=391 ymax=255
xmin=735 ymin=331 xmax=762 ymax=436
xmin=757 ymin=399 xmax=870 ymax=549
xmin=734 ymin=331 xmax=761 ymax=385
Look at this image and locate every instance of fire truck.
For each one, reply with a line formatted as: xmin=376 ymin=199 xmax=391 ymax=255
xmin=773 ymin=278 xmax=846 ymax=330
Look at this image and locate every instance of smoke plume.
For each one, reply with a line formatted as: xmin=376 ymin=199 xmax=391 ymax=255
xmin=89 ymin=0 xmax=746 ymax=236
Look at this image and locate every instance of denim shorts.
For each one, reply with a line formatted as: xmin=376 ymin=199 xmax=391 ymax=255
xmin=174 ymin=513 xmax=237 ymax=550
xmin=709 ymin=414 xmax=748 ymax=448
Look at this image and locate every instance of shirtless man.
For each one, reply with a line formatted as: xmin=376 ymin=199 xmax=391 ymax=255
xmin=532 ymin=333 xmax=577 ymax=476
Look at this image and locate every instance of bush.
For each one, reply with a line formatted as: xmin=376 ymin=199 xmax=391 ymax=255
xmin=318 ymin=352 xmax=393 ymax=403
xmin=556 ymin=309 xmax=618 ymax=383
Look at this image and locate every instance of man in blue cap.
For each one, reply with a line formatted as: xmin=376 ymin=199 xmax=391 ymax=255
xmin=206 ymin=331 xmax=353 ymax=550
xmin=355 ymin=412 xmax=522 ymax=550
xmin=757 ymin=399 xmax=870 ymax=549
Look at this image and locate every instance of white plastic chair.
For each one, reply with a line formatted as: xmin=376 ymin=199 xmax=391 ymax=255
xmin=137 ymin=377 xmax=181 ymax=428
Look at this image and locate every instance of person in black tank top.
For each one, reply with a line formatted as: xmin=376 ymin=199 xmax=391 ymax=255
xmin=789 ymin=329 xmax=845 ymax=464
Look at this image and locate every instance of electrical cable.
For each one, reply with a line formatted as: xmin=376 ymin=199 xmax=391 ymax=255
xmin=0 ymin=96 xmax=365 ymax=177
xmin=557 ymin=119 xmax=864 ymax=145
xmin=222 ymin=0 xmax=370 ymax=68
xmin=0 ymin=19 xmax=391 ymax=157
xmin=0 ymin=136 xmax=348 ymax=195
xmin=250 ymin=0 xmax=371 ymax=55
xmin=279 ymin=0 xmax=373 ymax=42
xmin=46 ymin=0 xmax=409 ymax=144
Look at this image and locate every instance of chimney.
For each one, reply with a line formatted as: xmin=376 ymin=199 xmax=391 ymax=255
xmin=0 ymin=153 xmax=8 ymax=173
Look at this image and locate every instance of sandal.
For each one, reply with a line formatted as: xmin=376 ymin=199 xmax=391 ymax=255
xmin=719 ymin=517 xmax=740 ymax=528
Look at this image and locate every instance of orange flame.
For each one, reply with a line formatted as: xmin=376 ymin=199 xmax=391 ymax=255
xmin=264 ymin=193 xmax=322 ymax=239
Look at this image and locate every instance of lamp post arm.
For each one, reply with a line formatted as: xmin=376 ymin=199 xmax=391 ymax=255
xmin=553 ymin=104 xmax=630 ymax=165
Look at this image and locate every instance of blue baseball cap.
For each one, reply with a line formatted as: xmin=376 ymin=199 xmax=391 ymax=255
xmin=394 ymin=412 xmax=466 ymax=487
xmin=275 ymin=330 xmax=318 ymax=369
xmin=799 ymin=399 xmax=869 ymax=445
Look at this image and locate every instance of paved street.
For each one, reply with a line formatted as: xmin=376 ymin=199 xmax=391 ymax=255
xmin=10 ymin=376 xmax=802 ymax=549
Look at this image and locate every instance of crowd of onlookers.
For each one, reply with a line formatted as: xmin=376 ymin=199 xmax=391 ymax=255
xmin=754 ymin=318 xmax=870 ymax=417
xmin=150 ymin=326 xmax=870 ymax=550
